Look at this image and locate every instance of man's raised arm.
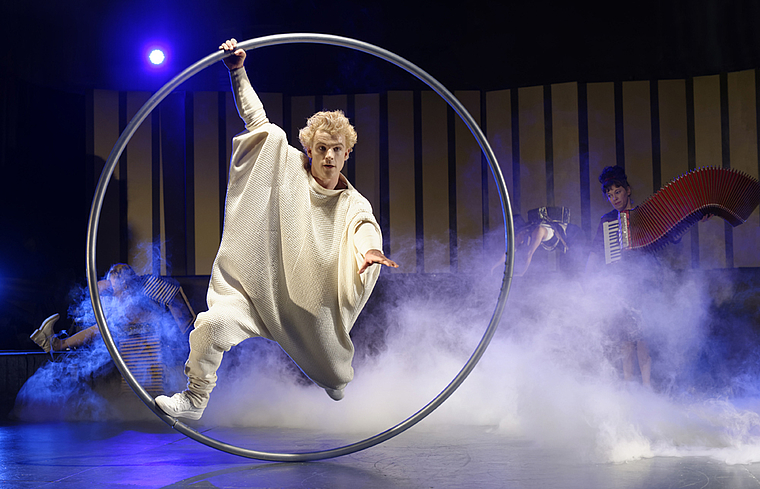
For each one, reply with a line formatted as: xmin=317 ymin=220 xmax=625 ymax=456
xmin=220 ymin=38 xmax=268 ymax=131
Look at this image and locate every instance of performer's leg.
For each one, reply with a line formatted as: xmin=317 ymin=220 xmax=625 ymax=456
xmin=156 ymin=305 xmax=257 ymax=419
xmin=182 ymin=314 xmax=252 ymax=408
xmin=56 ymin=325 xmax=99 ymax=350
xmin=514 ymin=226 xmax=548 ymax=277
xmin=621 ymin=341 xmax=635 ymax=382
xmin=636 ymin=340 xmax=652 ymax=387
xmin=30 ymin=313 xmax=60 ymax=353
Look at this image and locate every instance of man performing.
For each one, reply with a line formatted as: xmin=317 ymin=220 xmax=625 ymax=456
xmin=156 ymin=39 xmax=398 ymax=420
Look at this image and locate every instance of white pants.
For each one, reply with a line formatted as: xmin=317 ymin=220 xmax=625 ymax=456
xmin=182 ymin=306 xmax=257 ymax=408
xmin=182 ymin=302 xmax=351 ymax=408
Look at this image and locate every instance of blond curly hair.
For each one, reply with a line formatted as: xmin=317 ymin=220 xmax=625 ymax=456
xmin=298 ymin=110 xmax=357 ymax=153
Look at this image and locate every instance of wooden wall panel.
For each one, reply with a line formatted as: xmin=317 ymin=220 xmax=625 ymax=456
xmin=125 ymin=92 xmax=153 ymax=274
xmin=485 ymin=89 xmax=512 ymax=254
xmin=322 ymin=94 xmax=350 ymax=183
xmin=658 ymin=79 xmax=691 ymax=269
xmin=353 ymin=94 xmax=381 ymax=216
xmin=421 ymin=91 xmax=450 ymax=273
xmin=290 ymin=96 xmax=315 ymax=144
xmin=693 ymin=75 xmax=726 ymax=269
xmin=260 ymin=93 xmax=283 ymax=128
xmin=92 ymin=90 xmax=120 ymax=175
xmin=224 ymin=93 xmax=240 ymax=180
xmin=322 ymin=95 xmax=347 ymax=113
xmin=455 ymin=91 xmax=484 ymax=271
xmin=192 ymin=92 xmax=221 ymax=275
xmin=387 ymin=91 xmax=416 ymax=273
xmin=728 ymin=70 xmax=760 ymax=268
xmin=622 ymin=81 xmax=653 ymax=198
xmin=92 ymin=90 xmax=121 ymax=274
xmin=552 ymin=82 xmax=581 ymax=229
xmin=93 ymin=68 xmax=760 ymax=276
xmin=586 ymin=82 xmax=616 ymax=235
xmin=659 ymin=80 xmax=690 ymax=185
xmin=158 ymin=117 xmax=167 ymax=277
xmin=518 ymin=86 xmax=547 ymax=217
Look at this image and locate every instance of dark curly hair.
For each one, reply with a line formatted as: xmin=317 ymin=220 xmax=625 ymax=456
xmin=598 ymin=166 xmax=630 ymax=194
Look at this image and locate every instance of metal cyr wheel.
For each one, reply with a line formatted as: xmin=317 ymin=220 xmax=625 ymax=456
xmin=86 ymin=33 xmax=516 ymax=462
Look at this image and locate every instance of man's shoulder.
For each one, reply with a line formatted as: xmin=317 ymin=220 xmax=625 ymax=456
xmin=232 ymin=122 xmax=303 ymax=162
xmin=343 ymin=185 xmax=372 ymax=207
xmin=234 ymin=120 xmax=286 ymax=139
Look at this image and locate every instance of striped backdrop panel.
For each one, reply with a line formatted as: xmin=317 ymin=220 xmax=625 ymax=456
xmin=552 ymin=82 xmax=581 ymax=244
xmin=125 ymin=92 xmax=153 ymax=273
xmin=192 ymin=91 xmax=221 ymax=275
xmin=485 ymin=89 xmax=512 ymax=256
xmin=693 ymin=75 xmax=727 ymax=269
xmin=89 ymin=69 xmax=760 ymax=277
xmin=455 ymin=90 xmax=485 ymax=272
xmin=657 ymin=79 xmax=691 ymax=269
xmin=728 ymin=70 xmax=760 ymax=268
xmin=421 ymin=91 xmax=450 ymax=273
xmin=586 ymin=82 xmax=617 ymax=237
xmin=91 ymin=89 xmax=122 ymax=273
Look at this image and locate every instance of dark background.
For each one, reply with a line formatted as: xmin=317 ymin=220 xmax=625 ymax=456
xmin=3 ymin=1 xmax=760 ymax=93
xmin=1 ymin=0 xmax=759 ymax=351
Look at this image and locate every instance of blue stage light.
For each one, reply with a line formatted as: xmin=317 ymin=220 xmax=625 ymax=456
xmin=148 ymin=49 xmax=166 ymax=65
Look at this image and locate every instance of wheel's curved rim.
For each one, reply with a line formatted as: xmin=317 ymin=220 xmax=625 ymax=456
xmin=86 ymin=33 xmax=516 ymax=462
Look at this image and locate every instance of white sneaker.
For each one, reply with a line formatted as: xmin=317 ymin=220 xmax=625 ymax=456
xmin=30 ymin=313 xmax=60 ymax=353
xmin=325 ymin=387 xmax=345 ymax=401
xmin=155 ymin=392 xmax=205 ymax=420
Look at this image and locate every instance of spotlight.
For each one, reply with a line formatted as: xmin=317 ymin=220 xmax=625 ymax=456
xmin=148 ymin=49 xmax=166 ymax=65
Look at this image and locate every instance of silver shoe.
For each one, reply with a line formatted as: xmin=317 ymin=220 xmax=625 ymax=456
xmin=30 ymin=313 xmax=60 ymax=353
xmin=155 ymin=392 xmax=205 ymax=420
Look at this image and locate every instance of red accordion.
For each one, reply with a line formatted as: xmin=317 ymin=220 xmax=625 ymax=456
xmin=615 ymin=167 xmax=760 ymax=252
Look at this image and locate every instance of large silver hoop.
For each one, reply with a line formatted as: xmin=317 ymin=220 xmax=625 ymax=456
xmin=86 ymin=33 xmax=516 ymax=461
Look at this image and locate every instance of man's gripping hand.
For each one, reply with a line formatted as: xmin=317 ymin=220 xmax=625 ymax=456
xmin=220 ymin=38 xmax=245 ymax=71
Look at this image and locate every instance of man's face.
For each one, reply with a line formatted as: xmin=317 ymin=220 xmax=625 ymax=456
xmin=307 ymin=130 xmax=350 ymax=189
xmin=606 ymin=184 xmax=632 ymax=212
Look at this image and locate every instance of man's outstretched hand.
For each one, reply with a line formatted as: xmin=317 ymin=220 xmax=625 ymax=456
xmin=359 ymin=249 xmax=399 ymax=274
xmin=220 ymin=38 xmax=245 ymax=70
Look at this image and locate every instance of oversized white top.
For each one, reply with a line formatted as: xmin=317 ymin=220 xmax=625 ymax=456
xmin=204 ymin=68 xmax=383 ymax=389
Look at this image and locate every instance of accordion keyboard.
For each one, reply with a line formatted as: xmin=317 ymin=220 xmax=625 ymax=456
xmin=603 ymin=220 xmax=621 ymax=264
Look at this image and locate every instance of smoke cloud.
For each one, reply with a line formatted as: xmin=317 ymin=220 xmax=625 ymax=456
xmin=12 ymin=266 xmax=189 ymax=422
xmin=199 ymin=241 xmax=760 ymax=465
xmin=13 ymin=240 xmax=760 ymax=466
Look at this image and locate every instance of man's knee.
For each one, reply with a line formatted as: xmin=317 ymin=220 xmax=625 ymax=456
xmin=190 ymin=318 xmax=233 ymax=354
xmin=189 ymin=311 xmax=254 ymax=354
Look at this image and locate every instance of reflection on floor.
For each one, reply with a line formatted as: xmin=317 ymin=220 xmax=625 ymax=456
xmin=3 ymin=418 xmax=760 ymax=489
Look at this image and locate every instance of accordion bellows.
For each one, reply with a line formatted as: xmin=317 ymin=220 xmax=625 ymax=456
xmin=620 ymin=167 xmax=760 ymax=251
xmin=140 ymin=275 xmax=179 ymax=307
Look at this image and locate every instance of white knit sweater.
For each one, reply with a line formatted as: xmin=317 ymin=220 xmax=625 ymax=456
xmin=203 ymin=68 xmax=382 ymax=389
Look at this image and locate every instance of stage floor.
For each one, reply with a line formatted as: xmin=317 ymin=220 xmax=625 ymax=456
xmin=3 ymin=420 xmax=760 ymax=488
